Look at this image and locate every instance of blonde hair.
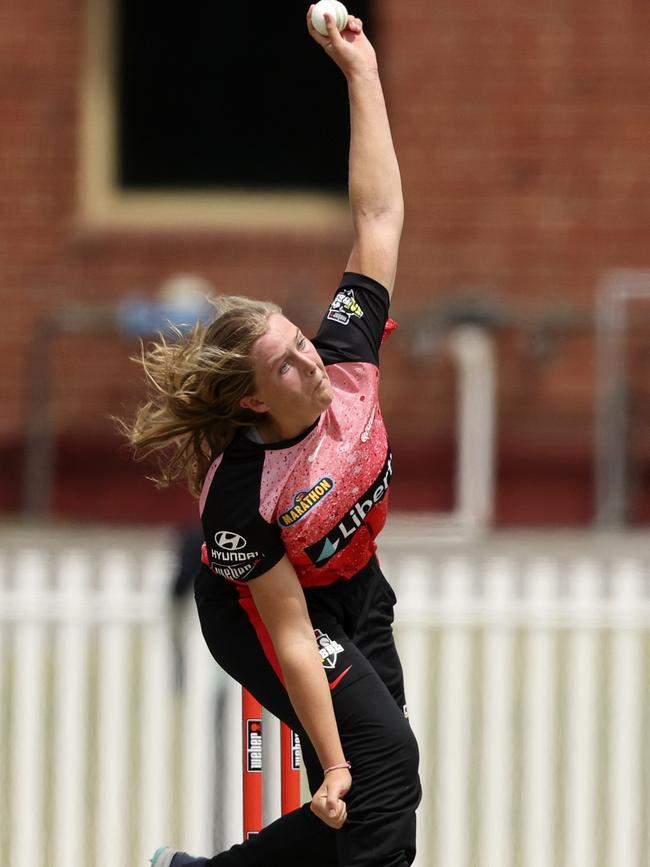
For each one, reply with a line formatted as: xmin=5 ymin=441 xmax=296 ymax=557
xmin=120 ymin=295 xmax=281 ymax=495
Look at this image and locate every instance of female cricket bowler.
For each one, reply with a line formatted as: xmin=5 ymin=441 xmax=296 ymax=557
xmin=130 ymin=7 xmax=421 ymax=866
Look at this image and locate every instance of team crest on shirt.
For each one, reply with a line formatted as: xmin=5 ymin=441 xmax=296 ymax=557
xmin=278 ymin=477 xmax=335 ymax=528
xmin=326 ymin=289 xmax=364 ymax=326
xmin=314 ymin=629 xmax=345 ymax=670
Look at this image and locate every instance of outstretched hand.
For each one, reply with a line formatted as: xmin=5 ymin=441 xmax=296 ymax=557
xmin=310 ymin=767 xmax=352 ymax=829
xmin=306 ymin=5 xmax=377 ymax=76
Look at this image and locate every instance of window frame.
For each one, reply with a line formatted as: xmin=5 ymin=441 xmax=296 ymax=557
xmin=79 ymin=0 xmax=349 ymax=232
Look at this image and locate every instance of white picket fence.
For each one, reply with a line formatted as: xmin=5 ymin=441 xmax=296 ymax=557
xmin=1 ymin=522 xmax=649 ymax=867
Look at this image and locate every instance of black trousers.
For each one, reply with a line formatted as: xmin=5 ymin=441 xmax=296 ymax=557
xmin=194 ymin=556 xmax=421 ymax=867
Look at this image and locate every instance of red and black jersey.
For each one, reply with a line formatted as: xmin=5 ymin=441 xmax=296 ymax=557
xmin=199 ymin=272 xmax=395 ymax=591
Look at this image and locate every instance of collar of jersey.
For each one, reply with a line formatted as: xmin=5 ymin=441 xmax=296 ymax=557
xmin=239 ymin=416 xmax=321 ymax=451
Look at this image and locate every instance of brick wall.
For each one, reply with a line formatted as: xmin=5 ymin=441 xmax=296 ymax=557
xmin=1 ymin=0 xmax=649 ymax=524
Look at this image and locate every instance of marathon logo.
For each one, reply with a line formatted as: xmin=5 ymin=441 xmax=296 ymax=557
xmin=246 ymin=719 xmax=262 ymax=772
xmin=278 ymin=477 xmax=335 ymax=528
xmin=326 ymin=289 xmax=364 ymax=326
xmin=305 ymin=450 xmax=393 ymax=567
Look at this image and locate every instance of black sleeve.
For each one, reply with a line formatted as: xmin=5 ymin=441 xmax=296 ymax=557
xmin=201 ymin=450 xmax=285 ymax=584
xmin=312 ymin=272 xmax=390 ymax=367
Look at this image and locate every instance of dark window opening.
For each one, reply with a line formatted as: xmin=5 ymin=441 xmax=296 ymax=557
xmin=117 ymin=2 xmax=373 ymax=192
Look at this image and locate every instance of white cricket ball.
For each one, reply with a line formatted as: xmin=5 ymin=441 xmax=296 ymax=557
xmin=311 ymin=0 xmax=349 ymax=37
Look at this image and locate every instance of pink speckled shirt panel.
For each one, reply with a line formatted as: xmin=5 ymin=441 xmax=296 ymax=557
xmin=257 ymin=360 xmax=388 ymax=583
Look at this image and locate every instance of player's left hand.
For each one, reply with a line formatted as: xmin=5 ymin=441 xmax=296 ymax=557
xmin=310 ymin=767 xmax=351 ymax=829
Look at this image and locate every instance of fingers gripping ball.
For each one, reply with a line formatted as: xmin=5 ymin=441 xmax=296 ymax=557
xmin=312 ymin=0 xmax=349 ymax=36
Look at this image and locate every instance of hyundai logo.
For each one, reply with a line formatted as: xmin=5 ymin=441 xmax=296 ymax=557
xmin=214 ymin=531 xmax=247 ymax=551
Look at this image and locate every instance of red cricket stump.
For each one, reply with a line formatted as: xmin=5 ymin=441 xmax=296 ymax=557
xmin=242 ymin=688 xmax=301 ymax=840
xmin=242 ymin=689 xmax=263 ymax=839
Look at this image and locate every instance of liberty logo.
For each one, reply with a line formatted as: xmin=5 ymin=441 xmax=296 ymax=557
xmin=305 ymin=450 xmax=393 ymax=567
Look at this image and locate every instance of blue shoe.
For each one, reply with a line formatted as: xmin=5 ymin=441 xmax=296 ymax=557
xmin=150 ymin=846 xmax=209 ymax=867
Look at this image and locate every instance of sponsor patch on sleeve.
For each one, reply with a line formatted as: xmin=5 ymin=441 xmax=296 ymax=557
xmin=326 ymin=289 xmax=364 ymax=326
xmin=208 ymin=530 xmax=262 ymax=582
